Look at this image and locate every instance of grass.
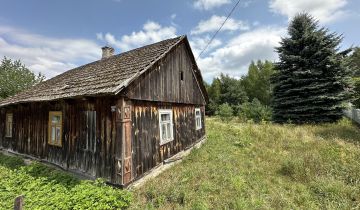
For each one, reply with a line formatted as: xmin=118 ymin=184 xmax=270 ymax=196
xmin=1 ymin=118 xmax=360 ymax=209
xmin=130 ymin=118 xmax=360 ymax=209
xmin=0 ymin=153 xmax=132 ymax=210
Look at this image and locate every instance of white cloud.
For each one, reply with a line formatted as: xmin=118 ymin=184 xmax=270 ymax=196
xmin=191 ymin=15 xmax=250 ymax=35
xmin=196 ymin=26 xmax=286 ymax=81
xmin=0 ymin=25 xmax=101 ymax=78
xmin=97 ymin=21 xmax=177 ymax=51
xmin=189 ymin=36 xmax=222 ymax=58
xmin=193 ymin=0 xmax=231 ymax=10
xmin=269 ymin=0 xmax=348 ymax=23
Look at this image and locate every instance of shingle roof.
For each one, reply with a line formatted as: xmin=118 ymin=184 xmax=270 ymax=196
xmin=0 ymin=36 xmax=186 ymax=107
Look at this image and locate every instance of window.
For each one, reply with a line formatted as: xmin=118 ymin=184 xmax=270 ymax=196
xmin=159 ymin=109 xmax=174 ymax=145
xmin=5 ymin=113 xmax=13 ymax=137
xmin=180 ymin=71 xmax=184 ymax=81
xmin=195 ymin=108 xmax=202 ymax=130
xmin=48 ymin=111 xmax=62 ymax=147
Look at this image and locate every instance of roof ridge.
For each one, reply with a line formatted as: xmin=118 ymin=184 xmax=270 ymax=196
xmin=38 ymin=35 xmax=185 ymax=86
xmin=0 ymin=35 xmax=186 ymax=107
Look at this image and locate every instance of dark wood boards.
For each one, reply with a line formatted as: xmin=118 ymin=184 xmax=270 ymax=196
xmin=125 ymin=42 xmax=206 ymax=105
xmin=131 ymin=101 xmax=205 ymax=179
xmin=0 ymin=97 xmax=119 ymax=184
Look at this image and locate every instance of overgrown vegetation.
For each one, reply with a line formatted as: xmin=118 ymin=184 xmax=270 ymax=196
xmin=131 ymin=118 xmax=360 ymax=209
xmin=205 ymin=60 xmax=274 ymax=122
xmin=0 ymin=153 xmax=132 ymax=209
xmin=239 ymin=98 xmax=272 ymax=123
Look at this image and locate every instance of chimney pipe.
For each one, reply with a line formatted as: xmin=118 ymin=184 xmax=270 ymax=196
xmin=101 ymin=46 xmax=114 ymax=59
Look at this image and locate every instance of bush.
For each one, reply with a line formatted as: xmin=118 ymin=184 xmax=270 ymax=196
xmin=217 ymin=103 xmax=234 ymax=122
xmin=238 ymin=98 xmax=272 ymax=123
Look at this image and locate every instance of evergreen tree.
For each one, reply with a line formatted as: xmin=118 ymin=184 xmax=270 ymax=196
xmin=348 ymin=47 xmax=360 ymax=76
xmin=272 ymin=13 xmax=352 ymax=123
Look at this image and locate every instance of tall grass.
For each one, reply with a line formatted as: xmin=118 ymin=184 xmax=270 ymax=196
xmin=131 ymin=118 xmax=360 ymax=209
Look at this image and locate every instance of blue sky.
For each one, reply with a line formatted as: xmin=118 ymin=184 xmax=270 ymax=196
xmin=0 ymin=0 xmax=359 ymax=82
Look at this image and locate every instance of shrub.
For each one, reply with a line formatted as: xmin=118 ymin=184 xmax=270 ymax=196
xmin=217 ymin=103 xmax=234 ymax=122
xmin=239 ymin=98 xmax=272 ymax=123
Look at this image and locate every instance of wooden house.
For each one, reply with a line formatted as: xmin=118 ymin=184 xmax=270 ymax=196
xmin=0 ymin=35 xmax=208 ymax=187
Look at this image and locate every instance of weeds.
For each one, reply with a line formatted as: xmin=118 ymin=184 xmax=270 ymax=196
xmin=131 ymin=117 xmax=360 ymax=209
xmin=0 ymin=153 xmax=132 ymax=209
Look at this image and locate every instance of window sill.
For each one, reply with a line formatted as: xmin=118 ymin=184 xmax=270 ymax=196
xmin=160 ymin=139 xmax=174 ymax=146
xmin=48 ymin=143 xmax=62 ymax=147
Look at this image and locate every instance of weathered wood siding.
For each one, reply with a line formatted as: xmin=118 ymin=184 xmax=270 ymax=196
xmin=131 ymin=101 xmax=205 ymax=179
xmin=0 ymin=97 xmax=121 ymax=184
xmin=125 ymin=42 xmax=206 ymax=105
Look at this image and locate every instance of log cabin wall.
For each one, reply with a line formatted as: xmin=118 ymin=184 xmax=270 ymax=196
xmin=125 ymin=41 xmax=206 ymax=105
xmin=0 ymin=97 xmax=121 ymax=184
xmin=131 ymin=100 xmax=205 ymax=180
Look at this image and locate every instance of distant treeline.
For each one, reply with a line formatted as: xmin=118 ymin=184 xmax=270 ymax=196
xmin=204 ymin=13 xmax=360 ymax=124
xmin=204 ymin=60 xmax=274 ymax=122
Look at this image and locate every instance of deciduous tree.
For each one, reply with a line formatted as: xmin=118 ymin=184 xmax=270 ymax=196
xmin=0 ymin=57 xmax=45 ymax=99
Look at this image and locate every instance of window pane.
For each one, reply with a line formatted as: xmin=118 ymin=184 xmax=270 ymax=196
xmin=161 ymin=113 xmax=170 ymax=121
xmin=52 ymin=115 xmax=61 ymax=124
xmin=56 ymin=126 xmax=61 ymax=143
xmin=196 ymin=111 xmax=200 ymax=116
xmin=51 ymin=126 xmax=56 ymax=142
xmin=7 ymin=115 xmax=13 ymax=123
xmin=166 ymin=123 xmax=171 ymax=140
xmin=161 ymin=124 xmax=167 ymax=140
xmin=6 ymin=123 xmax=12 ymax=136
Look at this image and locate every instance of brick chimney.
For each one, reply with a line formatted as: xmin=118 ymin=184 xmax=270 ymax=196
xmin=101 ymin=46 xmax=114 ymax=59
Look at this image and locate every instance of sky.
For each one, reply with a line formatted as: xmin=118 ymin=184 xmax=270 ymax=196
xmin=0 ymin=0 xmax=359 ymax=83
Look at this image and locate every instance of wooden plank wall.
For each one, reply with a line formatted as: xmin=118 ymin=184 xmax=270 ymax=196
xmin=131 ymin=101 xmax=205 ymax=179
xmin=125 ymin=42 xmax=206 ymax=105
xmin=0 ymin=97 xmax=120 ymax=183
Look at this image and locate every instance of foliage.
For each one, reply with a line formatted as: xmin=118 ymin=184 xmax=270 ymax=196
xmin=239 ymin=98 xmax=272 ymax=122
xmin=0 ymin=57 xmax=45 ymax=99
xmin=205 ymin=78 xmax=221 ymax=115
xmin=241 ymin=60 xmax=275 ymax=105
xmin=352 ymin=77 xmax=360 ymax=108
xmin=217 ymin=103 xmax=234 ymax=122
xmin=131 ymin=118 xmax=360 ymax=209
xmin=272 ymin=13 xmax=352 ymax=124
xmin=0 ymin=153 xmax=132 ymax=209
xmin=205 ymin=74 xmax=247 ymax=116
xmin=348 ymin=47 xmax=360 ymax=76
xmin=218 ymin=74 xmax=248 ymax=112
xmin=205 ymin=61 xmax=274 ymax=117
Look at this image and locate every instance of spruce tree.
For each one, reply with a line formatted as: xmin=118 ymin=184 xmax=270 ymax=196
xmin=272 ymin=13 xmax=352 ymax=123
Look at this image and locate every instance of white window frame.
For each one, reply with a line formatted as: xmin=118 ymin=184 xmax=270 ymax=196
xmin=195 ymin=108 xmax=202 ymax=130
xmin=5 ymin=113 xmax=13 ymax=137
xmin=159 ymin=109 xmax=174 ymax=145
